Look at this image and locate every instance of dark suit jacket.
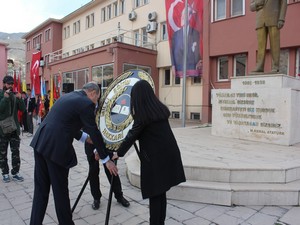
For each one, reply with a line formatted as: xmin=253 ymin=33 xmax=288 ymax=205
xmin=30 ymin=90 xmax=108 ymax=168
xmin=26 ymin=97 xmax=36 ymax=113
xmin=171 ymin=27 xmax=201 ymax=72
xmin=118 ymin=119 xmax=186 ymax=199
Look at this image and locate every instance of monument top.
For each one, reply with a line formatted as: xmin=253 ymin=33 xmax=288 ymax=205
xmin=231 ymin=74 xmax=300 ymax=90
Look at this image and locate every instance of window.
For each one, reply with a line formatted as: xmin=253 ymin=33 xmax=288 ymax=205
xmin=73 ymin=20 xmax=80 ymax=34
xmin=92 ymin=64 xmax=114 ymax=94
xmin=172 ymin=111 xmax=180 ymax=119
xmin=174 ymin=76 xmax=181 ymax=85
xmin=86 ymin=13 xmax=94 ymax=29
xmin=64 ymin=26 xmax=70 ymax=39
xmin=101 ymin=8 xmax=106 ymax=22
xmin=134 ymin=0 xmax=148 ymax=8
xmin=62 ymin=69 xmax=89 ymax=90
xmin=279 ymin=49 xmax=289 ymax=74
xmin=113 ymin=2 xmax=118 ymax=17
xmin=161 ymin=22 xmax=168 ymax=41
xmin=234 ymin=54 xmax=246 ymax=77
xmin=44 ymin=55 xmax=50 ymax=67
xmin=141 ymin=27 xmax=148 ymax=46
xmin=214 ymin=0 xmax=226 ymax=20
xmin=119 ymin=0 xmax=125 ymax=14
xmin=164 ymin=69 xmax=171 ymax=85
xmin=231 ymin=0 xmax=244 ymax=17
xmin=107 ymin=5 xmax=112 ymax=20
xmin=297 ymin=48 xmax=300 ymax=77
xmin=45 ymin=29 xmax=51 ymax=42
xmin=192 ymin=76 xmax=201 ymax=84
xmin=218 ymin=56 xmax=228 ymax=80
xmin=26 ymin=41 xmax=30 ymax=51
xmin=191 ymin=112 xmax=200 ymax=120
xmin=33 ymin=34 xmax=42 ymax=49
xmin=133 ymin=30 xmax=140 ymax=46
xmin=135 ymin=0 xmax=141 ymax=7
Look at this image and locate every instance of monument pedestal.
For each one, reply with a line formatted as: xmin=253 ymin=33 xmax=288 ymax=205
xmin=211 ymin=74 xmax=300 ymax=146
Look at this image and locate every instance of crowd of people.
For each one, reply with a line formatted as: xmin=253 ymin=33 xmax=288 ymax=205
xmin=0 ymin=77 xmax=186 ymax=225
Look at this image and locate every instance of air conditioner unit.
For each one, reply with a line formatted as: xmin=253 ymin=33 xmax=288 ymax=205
xmin=128 ymin=11 xmax=137 ymax=21
xmin=146 ymin=22 xmax=157 ymax=33
xmin=148 ymin=12 xmax=157 ymax=21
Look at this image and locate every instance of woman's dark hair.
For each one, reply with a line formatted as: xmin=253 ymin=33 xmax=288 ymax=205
xmin=130 ymin=80 xmax=170 ymax=124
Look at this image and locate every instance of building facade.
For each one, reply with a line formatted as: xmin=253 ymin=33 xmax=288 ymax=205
xmin=23 ymin=0 xmax=300 ymax=123
xmin=0 ymin=42 xmax=9 ymax=82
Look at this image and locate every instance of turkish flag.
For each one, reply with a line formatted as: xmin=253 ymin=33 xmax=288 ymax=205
xmin=30 ymin=51 xmax=41 ymax=96
xmin=165 ymin=0 xmax=203 ymax=77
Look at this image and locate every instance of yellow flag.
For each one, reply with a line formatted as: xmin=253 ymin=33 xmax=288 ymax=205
xmin=22 ymin=80 xmax=27 ymax=92
xmin=50 ymin=74 xmax=54 ymax=108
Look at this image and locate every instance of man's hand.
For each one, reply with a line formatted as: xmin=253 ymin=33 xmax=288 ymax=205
xmin=105 ymin=160 xmax=118 ymax=176
xmin=4 ymin=90 xmax=11 ymax=98
xmin=86 ymin=136 xmax=93 ymax=144
xmin=112 ymin=153 xmax=119 ymax=161
xmin=94 ymin=152 xmax=100 ymax=161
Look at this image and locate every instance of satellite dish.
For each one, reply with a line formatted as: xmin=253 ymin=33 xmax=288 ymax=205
xmin=96 ymin=69 xmax=154 ymax=151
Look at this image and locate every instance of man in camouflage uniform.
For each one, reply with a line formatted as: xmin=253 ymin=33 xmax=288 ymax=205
xmin=0 ymin=76 xmax=26 ymax=182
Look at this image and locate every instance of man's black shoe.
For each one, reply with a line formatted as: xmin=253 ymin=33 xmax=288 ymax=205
xmin=117 ymin=197 xmax=130 ymax=207
xmin=92 ymin=200 xmax=100 ymax=210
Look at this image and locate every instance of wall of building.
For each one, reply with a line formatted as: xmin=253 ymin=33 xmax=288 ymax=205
xmin=0 ymin=43 xmax=8 ymax=83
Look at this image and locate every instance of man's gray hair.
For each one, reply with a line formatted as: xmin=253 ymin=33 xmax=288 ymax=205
xmin=82 ymin=82 xmax=100 ymax=95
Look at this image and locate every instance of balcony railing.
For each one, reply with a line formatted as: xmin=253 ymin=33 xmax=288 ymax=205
xmin=49 ymin=28 xmax=157 ymax=64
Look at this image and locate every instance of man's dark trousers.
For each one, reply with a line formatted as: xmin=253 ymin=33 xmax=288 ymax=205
xmin=85 ymin=142 xmax=123 ymax=201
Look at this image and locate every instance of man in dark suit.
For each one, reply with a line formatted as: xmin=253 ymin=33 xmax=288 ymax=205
xmin=84 ymin=141 xmax=130 ymax=210
xmin=171 ymin=6 xmax=201 ymax=77
xmin=250 ymin=0 xmax=287 ymax=72
xmin=29 ymin=82 xmax=118 ymax=225
xmin=25 ymin=88 xmax=36 ymax=137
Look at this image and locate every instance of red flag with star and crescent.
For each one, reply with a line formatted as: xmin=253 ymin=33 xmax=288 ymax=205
xmin=165 ymin=0 xmax=203 ymax=77
xmin=30 ymin=51 xmax=41 ymax=96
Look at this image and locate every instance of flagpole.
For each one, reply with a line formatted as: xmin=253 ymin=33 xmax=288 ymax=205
xmin=182 ymin=0 xmax=188 ymax=127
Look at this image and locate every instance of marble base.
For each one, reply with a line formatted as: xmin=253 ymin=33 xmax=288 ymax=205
xmin=211 ymin=74 xmax=300 ymax=146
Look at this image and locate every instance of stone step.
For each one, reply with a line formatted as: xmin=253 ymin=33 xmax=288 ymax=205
xmin=126 ymin=151 xmax=300 ymax=184
xmin=167 ymin=180 xmax=300 ymax=206
xmin=125 ymin=152 xmax=300 ymax=206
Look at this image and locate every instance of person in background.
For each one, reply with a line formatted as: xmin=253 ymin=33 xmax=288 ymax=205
xmin=83 ymin=140 xmax=130 ymax=209
xmin=29 ymin=82 xmax=118 ymax=225
xmin=20 ymin=91 xmax=28 ymax=133
xmin=26 ymin=88 xmax=36 ymax=137
xmin=113 ymin=80 xmax=186 ymax=225
xmin=0 ymin=76 xmax=26 ymax=183
xmin=35 ymin=95 xmax=41 ymax=125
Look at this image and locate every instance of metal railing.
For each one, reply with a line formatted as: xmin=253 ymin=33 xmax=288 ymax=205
xmin=49 ymin=28 xmax=157 ymax=64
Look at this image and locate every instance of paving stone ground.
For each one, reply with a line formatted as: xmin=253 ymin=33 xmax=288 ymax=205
xmin=0 ymin=119 xmax=299 ymax=225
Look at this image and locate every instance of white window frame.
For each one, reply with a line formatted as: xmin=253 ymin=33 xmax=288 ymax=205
xmin=101 ymin=8 xmax=106 ymax=22
xmin=142 ymin=27 xmax=148 ymax=46
xmin=133 ymin=30 xmax=140 ymax=46
xmin=217 ymin=56 xmax=229 ymax=81
xmin=234 ymin=54 xmax=246 ymax=77
xmin=161 ymin=22 xmax=168 ymax=41
xmin=231 ymin=0 xmax=245 ymax=17
xmin=214 ymin=0 xmax=226 ymax=21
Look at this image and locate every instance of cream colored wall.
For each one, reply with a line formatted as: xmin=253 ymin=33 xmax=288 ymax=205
xmin=61 ymin=0 xmax=203 ymax=120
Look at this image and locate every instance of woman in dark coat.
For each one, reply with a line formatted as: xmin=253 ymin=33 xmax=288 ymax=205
xmin=113 ymin=80 xmax=186 ymax=225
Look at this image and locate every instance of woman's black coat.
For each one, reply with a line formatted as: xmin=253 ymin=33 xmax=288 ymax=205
xmin=118 ymin=119 xmax=186 ymax=199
